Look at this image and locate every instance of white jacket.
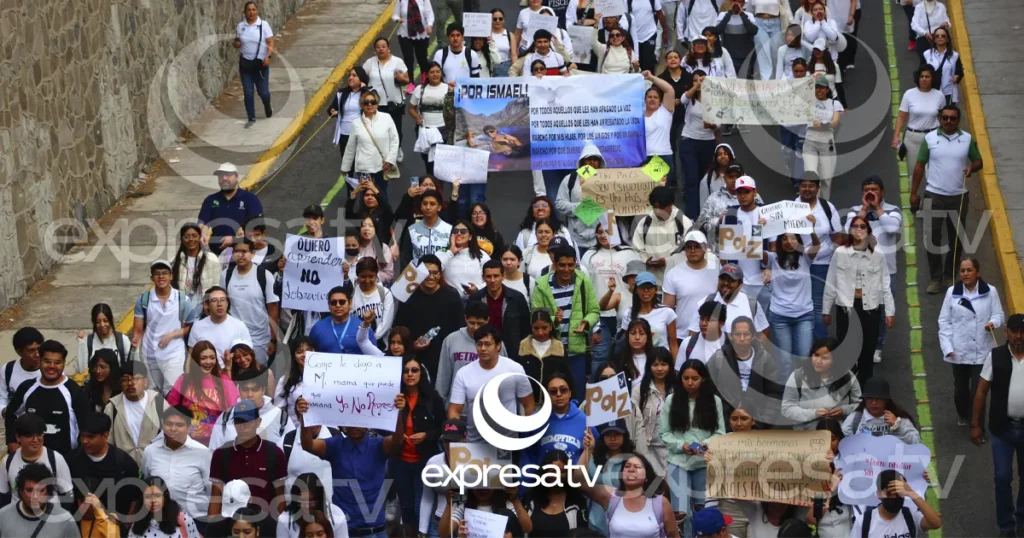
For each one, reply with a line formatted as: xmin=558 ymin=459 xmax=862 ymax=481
xmin=911 ymin=0 xmax=949 ymax=38
xmin=341 ymin=112 xmax=399 ymax=174
xmin=823 ymin=246 xmax=895 ymax=316
xmin=392 ymin=0 xmax=435 ymax=39
xmin=591 ymin=28 xmax=638 ymax=74
xmin=938 ymin=279 xmax=1004 ymax=365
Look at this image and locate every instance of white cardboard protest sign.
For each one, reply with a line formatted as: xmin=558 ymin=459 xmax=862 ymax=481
xmin=702 ymin=77 xmax=815 ymax=125
xmin=391 ymin=262 xmax=430 ymax=302
xmin=595 ymin=0 xmax=625 ymax=17
xmin=528 ymin=16 xmax=558 ymax=42
xmin=836 ymin=434 xmax=931 ymax=506
xmin=566 ymin=25 xmax=593 ymax=64
xmin=757 ymin=201 xmax=813 ymax=237
xmin=465 ymin=508 xmax=509 ymax=537
xmin=583 ymin=372 xmax=632 ymax=427
xmin=301 ymin=352 xmax=402 ymax=430
xmin=282 ymin=235 xmax=345 ymax=311
xmin=718 ymin=224 xmax=764 ymax=260
xmin=463 ymin=13 xmax=492 ymax=37
xmin=433 ymin=144 xmax=491 ymax=184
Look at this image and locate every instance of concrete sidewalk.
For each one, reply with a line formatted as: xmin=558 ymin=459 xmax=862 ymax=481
xmin=0 ymin=0 xmax=394 ymax=359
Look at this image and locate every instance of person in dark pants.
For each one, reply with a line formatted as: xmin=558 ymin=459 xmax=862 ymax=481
xmin=715 ymin=0 xmax=758 ymax=80
xmin=900 ymin=0 xmax=917 ymax=51
xmin=910 ymin=104 xmax=983 ymax=294
xmin=837 ymin=7 xmax=861 ymax=71
xmin=972 ymin=314 xmax=1024 ymax=537
xmin=234 ymin=2 xmax=275 ymax=127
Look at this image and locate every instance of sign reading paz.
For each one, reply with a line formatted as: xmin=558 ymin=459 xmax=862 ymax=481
xmin=282 ymin=234 xmax=345 ymax=311
xmin=583 ymin=372 xmax=632 ymax=426
xmin=581 ymin=168 xmax=658 ymax=216
xmin=301 ymin=352 xmax=402 ymax=430
xmin=391 ymin=263 xmax=430 ymax=303
xmin=706 ymin=430 xmax=832 ymax=506
xmin=718 ymin=224 xmax=764 ymax=260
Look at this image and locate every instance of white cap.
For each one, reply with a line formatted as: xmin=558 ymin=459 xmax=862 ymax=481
xmin=735 ymin=175 xmax=757 ymax=190
xmin=230 ymin=337 xmax=254 ymax=350
xmin=683 ymin=230 xmax=708 ymax=245
xmin=812 ymin=38 xmax=827 ymax=50
xmin=221 ymin=480 xmax=252 ymax=518
xmin=150 ymin=259 xmax=173 ymax=271
xmin=216 ymin=162 xmax=239 ymax=174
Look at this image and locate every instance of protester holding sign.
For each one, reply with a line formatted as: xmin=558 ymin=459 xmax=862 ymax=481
xmin=802 ymin=75 xmax=843 ymax=199
xmin=557 ymin=142 xmax=607 ymax=254
xmin=700 ymin=403 xmax=758 ymax=537
xmin=805 ymin=417 xmax=853 ymax=538
xmin=841 ymin=377 xmax=920 ymax=443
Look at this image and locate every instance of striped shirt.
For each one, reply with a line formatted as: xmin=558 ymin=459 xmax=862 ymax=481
xmin=551 ymin=274 xmax=575 ymax=346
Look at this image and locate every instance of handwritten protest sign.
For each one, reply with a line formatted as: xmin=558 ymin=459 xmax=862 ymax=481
xmin=642 ymin=156 xmax=670 ymax=181
xmin=718 ymin=224 xmax=763 ymax=260
xmin=577 ymin=164 xmax=597 ymax=179
xmin=836 ymin=435 xmax=931 ymax=506
xmin=433 ymin=144 xmax=491 ymax=184
xmin=528 ymin=16 xmax=558 ymax=42
xmin=301 ymin=353 xmax=402 ymax=430
xmin=566 ymin=25 xmax=593 ymax=64
xmin=706 ymin=430 xmax=832 ymax=506
xmin=391 ymin=263 xmax=430 ymax=303
xmin=595 ymin=0 xmax=626 ymax=17
xmin=573 ymin=197 xmax=605 ymax=227
xmin=465 ymin=509 xmax=509 ymax=537
xmin=757 ymin=201 xmax=813 ymax=237
xmin=581 ymin=168 xmax=656 ymax=216
xmin=282 ymin=235 xmax=345 ymax=311
xmin=451 ymin=443 xmax=514 ymax=489
xmin=463 ymin=13 xmax=491 ymax=37
xmin=703 ymin=77 xmax=815 ymax=125
xmin=583 ymin=372 xmax=631 ymax=426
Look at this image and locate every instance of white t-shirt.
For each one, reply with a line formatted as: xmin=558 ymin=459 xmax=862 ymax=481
xmin=187 ymin=315 xmax=252 ymax=367
xmin=629 ymin=0 xmax=664 ymax=42
xmin=432 ymin=47 xmax=481 ymax=82
xmin=410 ymin=84 xmax=449 ymax=128
xmin=516 ymin=8 xmax=544 ymax=51
xmin=492 ymin=29 xmax=513 ymax=62
xmin=633 ymin=354 xmax=648 ymax=375
xmin=0 ymin=448 xmax=73 ymax=500
xmin=681 ymin=99 xmax=716 ymax=140
xmin=505 ymin=275 xmax=530 ymax=299
xmin=449 ymin=357 xmax=533 ymax=442
xmin=734 ymin=207 xmax=764 ymax=287
xmin=363 ymin=55 xmax=409 ymax=107
xmin=663 ymin=262 xmax=720 ymax=329
xmin=285 ymin=426 xmax=336 ymax=506
xmin=800 ymin=197 xmax=842 ymax=265
xmin=645 ymin=106 xmax=674 ymax=156
xmin=677 ymin=333 xmax=724 ymax=368
xmin=899 ymin=88 xmax=945 ymax=131
xmin=767 ymin=252 xmax=813 ymax=318
xmin=806 ymin=98 xmax=843 ymax=142
xmin=123 ymin=392 xmax=149 ymax=445
xmin=0 ymin=360 xmax=41 ymax=410
xmin=620 ymin=306 xmax=678 ymax=350
xmin=339 ymin=92 xmax=362 ymax=136
xmin=236 ymin=18 xmax=274 ymax=61
xmin=736 ymin=353 xmax=753 ymax=391
xmin=850 ymin=506 xmax=925 ymax=538
xmin=221 ymin=266 xmax=279 ymax=347
xmin=689 ymin=291 xmax=769 ymax=334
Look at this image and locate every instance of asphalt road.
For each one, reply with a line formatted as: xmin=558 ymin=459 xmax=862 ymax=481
xmin=250 ymin=0 xmax=999 ymax=534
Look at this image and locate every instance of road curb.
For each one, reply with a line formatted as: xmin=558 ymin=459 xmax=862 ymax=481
xmin=946 ymin=0 xmax=1024 ymax=314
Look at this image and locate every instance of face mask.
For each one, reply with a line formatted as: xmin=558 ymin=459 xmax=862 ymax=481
xmin=654 ymin=208 xmax=670 ymax=220
xmin=880 ymin=496 xmax=904 ymax=513
xmin=345 ymin=248 xmax=359 ymax=257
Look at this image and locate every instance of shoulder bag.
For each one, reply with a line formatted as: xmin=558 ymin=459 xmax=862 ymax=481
xmin=361 ymin=116 xmax=401 ymax=180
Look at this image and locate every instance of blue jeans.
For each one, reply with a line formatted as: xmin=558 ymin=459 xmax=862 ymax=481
xmin=769 ymin=310 xmax=814 ymax=381
xmin=810 ymin=264 xmax=830 ymax=340
xmin=239 ymin=62 xmax=271 ymax=121
xmin=780 ymin=126 xmax=805 ymax=186
xmin=667 ymin=464 xmax=707 ymax=538
xmin=992 ymin=424 xmax=1024 ymax=532
xmin=592 ymin=316 xmax=618 ymax=372
xmin=493 ymin=60 xmax=512 ymax=77
xmin=753 ymin=17 xmax=782 ymax=81
xmin=679 ymin=138 xmax=717 ymax=220
xmin=568 ymin=353 xmax=588 ymax=399
xmin=877 ymin=278 xmax=895 ymax=348
xmin=392 ymin=459 xmax=425 ymax=528
xmin=426 ymin=514 xmax=441 ymax=537
xmin=456 ymin=183 xmax=487 ymax=220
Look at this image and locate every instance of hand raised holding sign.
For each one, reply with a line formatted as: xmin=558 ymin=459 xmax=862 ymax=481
xmin=583 ymin=373 xmax=631 ymax=426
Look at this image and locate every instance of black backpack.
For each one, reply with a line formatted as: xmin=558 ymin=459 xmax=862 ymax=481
xmin=225 ymin=263 xmax=271 ymax=303
xmin=87 ymin=333 xmax=128 ymax=366
xmin=441 ymin=47 xmax=478 ymax=80
xmin=686 ymin=0 xmax=718 ymax=16
xmin=860 ymin=506 xmax=917 ymax=538
xmin=5 ymin=447 xmax=57 ymax=476
xmin=641 ymin=213 xmax=688 ymax=247
xmin=3 ymin=361 xmax=18 ymax=397
xmin=626 ymin=0 xmax=659 ymax=24
xmin=282 ymin=427 xmax=341 ymax=460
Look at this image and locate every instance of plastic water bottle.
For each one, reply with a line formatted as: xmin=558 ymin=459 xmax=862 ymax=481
xmin=418 ymin=326 xmax=441 ymax=346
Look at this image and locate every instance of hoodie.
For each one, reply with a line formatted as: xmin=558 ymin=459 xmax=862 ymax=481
xmin=523 ymin=401 xmax=588 ymax=467
xmin=557 ymin=142 xmax=607 ymax=250
xmin=435 ymin=328 xmax=509 ymax=401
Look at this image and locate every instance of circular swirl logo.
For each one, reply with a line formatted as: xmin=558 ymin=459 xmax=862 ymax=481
xmin=473 ymin=372 xmax=552 ymax=451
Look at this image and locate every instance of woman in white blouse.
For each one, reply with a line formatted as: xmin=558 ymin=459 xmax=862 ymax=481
xmin=911 ymin=0 xmax=950 ymax=58
xmin=393 ymin=0 xmax=434 ymax=85
xmin=436 ymin=220 xmax=491 ymax=298
xmin=341 ymin=89 xmax=399 ymax=203
xmin=892 ymin=63 xmax=945 ymax=172
xmin=922 ymin=27 xmax=963 ymax=105
xmin=938 ymin=257 xmax=1004 ymax=425
xmin=408 ymin=63 xmax=449 ymax=176
xmin=823 ymin=215 xmax=895 ymax=384
xmin=363 ymin=39 xmax=411 ymax=161
xmin=234 ymin=2 xmax=275 ymax=127
xmin=328 ymin=68 xmax=369 ymax=161
xmin=491 ymin=8 xmax=517 ymax=76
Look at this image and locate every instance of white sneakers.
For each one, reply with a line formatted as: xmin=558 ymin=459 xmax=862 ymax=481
xmin=873 ymin=349 xmax=882 ymax=363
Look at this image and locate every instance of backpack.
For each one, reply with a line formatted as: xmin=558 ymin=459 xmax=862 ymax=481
xmin=641 ymin=214 xmax=688 ymax=248
xmin=704 ymin=291 xmax=759 ymax=321
xmin=606 ymin=494 xmax=667 ymax=538
xmin=225 ymin=263 xmax=272 ymax=308
xmin=686 ymin=0 xmax=718 ymax=16
xmin=626 ymin=0 xmax=659 ymax=25
xmin=685 ymin=332 xmax=700 ymax=359
xmin=282 ymin=427 xmax=341 ymax=460
xmin=3 ymin=361 xmax=17 ymax=397
xmin=140 ymin=289 xmax=191 ymax=331
xmin=860 ymin=506 xmax=917 ymax=538
xmin=5 ymin=447 xmax=58 ymax=476
xmin=441 ymin=47 xmax=478 ymax=80
xmin=87 ymin=333 xmax=128 ymax=365
xmin=820 ymin=198 xmax=836 ymax=233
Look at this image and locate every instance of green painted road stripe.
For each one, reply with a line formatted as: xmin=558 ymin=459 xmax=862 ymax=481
xmin=884 ymin=3 xmax=944 ymax=527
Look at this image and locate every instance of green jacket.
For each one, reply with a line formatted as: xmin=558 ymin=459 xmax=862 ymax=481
xmin=530 ymin=269 xmax=600 ymax=355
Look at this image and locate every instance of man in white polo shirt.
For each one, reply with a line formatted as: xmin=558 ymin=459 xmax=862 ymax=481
xmin=910 ymin=104 xmax=983 ymax=294
xmin=132 ymin=260 xmax=197 ymax=394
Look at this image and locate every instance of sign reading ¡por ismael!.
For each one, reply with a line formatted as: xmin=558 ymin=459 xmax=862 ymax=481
xmin=301 ymin=352 xmax=402 ymax=430
xmin=706 ymin=430 xmax=832 ymax=506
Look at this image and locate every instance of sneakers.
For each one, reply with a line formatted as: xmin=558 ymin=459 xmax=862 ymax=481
xmin=909 ymin=40 xmax=916 ymax=51
xmin=244 ymin=119 xmax=256 ymax=129
xmin=957 ymin=417 xmax=968 ymax=426
xmin=926 ymin=280 xmax=942 ymax=294
xmin=405 ymin=82 xmax=416 ymax=94
xmin=398 ymin=147 xmax=405 ymax=163
xmin=873 ymin=350 xmax=882 ymax=363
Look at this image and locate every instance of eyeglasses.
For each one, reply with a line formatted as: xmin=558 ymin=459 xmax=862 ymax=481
xmin=208 ymin=298 xmax=228 ymax=304
xmin=404 ymin=367 xmax=421 ymax=374
xmin=493 ymin=16 xmax=504 ymax=21
xmin=427 ymin=269 xmax=441 ymax=276
xmin=547 ymin=386 xmax=571 ymax=395
xmin=41 ymin=359 xmax=63 ymax=367
xmin=533 ymin=202 xmax=550 ymax=209
xmin=940 ymin=115 xmax=959 ymax=121
xmin=121 ymin=376 xmax=147 ymax=384
xmin=329 ymin=299 xmax=349 ymax=306
xmin=453 ymin=228 xmax=470 ymax=235
xmin=363 ymin=100 xmax=378 ymax=106
xmin=471 ymin=211 xmax=487 ymax=217
xmin=610 ymin=32 xmax=624 ymax=38
xmin=849 ymin=224 xmax=869 ymax=230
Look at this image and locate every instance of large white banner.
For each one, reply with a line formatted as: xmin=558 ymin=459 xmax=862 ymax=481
xmin=281 ymin=235 xmax=345 ymax=311
xmin=835 ymin=434 xmax=931 ymax=506
xmin=703 ymin=77 xmax=815 ymax=125
xmin=301 ymin=352 xmax=402 ymax=430
xmin=433 ymin=144 xmax=491 ymax=184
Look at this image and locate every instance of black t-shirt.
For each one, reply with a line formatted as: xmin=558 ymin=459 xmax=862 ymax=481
xmin=526 ymin=495 xmax=588 ymax=536
xmin=5 ymin=379 xmax=90 ymax=456
xmin=66 ymin=444 xmax=141 ymax=518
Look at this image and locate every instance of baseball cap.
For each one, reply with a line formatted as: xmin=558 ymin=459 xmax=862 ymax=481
xmin=635 ymin=272 xmax=658 ymax=288
xmin=231 ymin=337 xmax=254 ymax=353
xmin=693 ymin=507 xmax=734 ymax=536
xmin=150 ymin=259 xmax=173 ymax=272
xmin=735 ymin=175 xmax=757 ymax=191
xmin=1007 ymin=313 xmax=1024 ymax=330
xmin=440 ymin=418 xmax=467 ymax=441
xmin=719 ymin=263 xmax=744 ymax=281
xmin=725 ymin=162 xmax=744 ymax=176
xmin=303 ymin=204 xmax=325 ymax=219
xmin=216 ymin=162 xmax=239 ymax=174
xmin=861 ymin=377 xmax=891 ymax=400
xmin=598 ymin=419 xmax=627 ymax=436
xmin=812 ymin=37 xmax=827 ymax=50
xmin=683 ymin=230 xmax=708 ymax=245
xmin=232 ymin=400 xmax=260 ymax=423
xmin=692 ymin=34 xmax=708 ymax=42
xmin=550 ymin=236 xmax=572 ymax=252
xmin=221 ymin=480 xmax=252 ymax=518
xmin=625 ymin=260 xmax=647 ymax=278
xmin=814 ymin=74 xmax=830 ymax=87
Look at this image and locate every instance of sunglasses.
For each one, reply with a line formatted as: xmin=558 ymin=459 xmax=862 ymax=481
xmin=610 ymin=32 xmax=624 ymax=38
xmin=363 ymin=100 xmax=378 ymax=106
xmin=493 ymin=16 xmax=504 ymax=21
xmin=532 ymin=67 xmax=546 ymax=72
xmin=548 ymin=386 xmax=571 ymax=395
xmin=453 ymin=228 xmax=470 ymax=235
xmin=940 ymin=115 xmax=959 ymax=121
xmin=329 ymin=299 xmax=349 ymax=306
xmin=404 ymin=367 xmax=421 ymax=374
xmin=850 ymin=224 xmax=869 ymax=230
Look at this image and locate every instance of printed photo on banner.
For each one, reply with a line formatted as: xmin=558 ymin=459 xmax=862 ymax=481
xmin=464 ymin=508 xmax=509 ymax=538
xmin=835 ymin=434 xmax=931 ymax=506
xmin=581 ymin=168 xmax=660 ymax=216
xmin=454 ymin=77 xmax=531 ymax=171
xmin=583 ymin=372 xmax=632 ymax=427
xmin=462 ymin=13 xmax=491 ymax=37
xmin=450 ymin=443 xmax=514 ymax=488
xmin=718 ymin=223 xmax=764 ymax=260
xmin=566 ymin=25 xmax=593 ymax=64
xmin=282 ymin=234 xmax=345 ymax=311
xmin=706 ymin=430 xmax=832 ymax=506
xmin=433 ymin=144 xmax=491 ymax=184
xmin=702 ymin=77 xmax=815 ymax=125
xmin=300 ymin=352 xmax=403 ymax=430
xmin=756 ymin=201 xmax=813 ymax=237
xmin=529 ymin=74 xmax=647 ymax=170
xmin=391 ymin=262 xmax=430 ymax=302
